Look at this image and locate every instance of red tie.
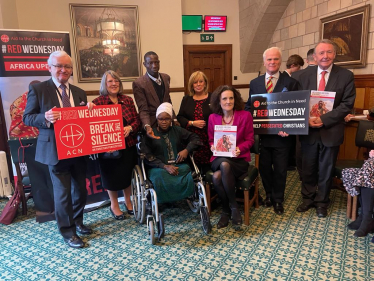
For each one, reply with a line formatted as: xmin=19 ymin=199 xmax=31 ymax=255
xmin=266 ymin=76 xmax=274 ymax=93
xmin=318 ymin=71 xmax=327 ymax=91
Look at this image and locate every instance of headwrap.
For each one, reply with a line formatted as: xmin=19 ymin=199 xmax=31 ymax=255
xmin=156 ymin=102 xmax=173 ymax=119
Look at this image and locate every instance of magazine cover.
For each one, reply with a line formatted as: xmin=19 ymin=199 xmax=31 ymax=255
xmin=309 ymin=90 xmax=336 ymax=118
xmin=213 ymin=125 xmax=237 ymax=157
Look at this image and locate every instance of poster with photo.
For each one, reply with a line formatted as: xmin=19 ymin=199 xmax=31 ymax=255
xmin=213 ymin=125 xmax=237 ymax=157
xmin=309 ymin=90 xmax=336 ymax=119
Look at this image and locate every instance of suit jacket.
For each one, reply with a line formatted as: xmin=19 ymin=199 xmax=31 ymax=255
xmin=132 ymin=73 xmax=175 ymax=127
xmin=291 ymin=65 xmax=317 ymax=81
xmin=208 ymin=110 xmax=254 ymax=162
xmin=177 ymin=93 xmax=212 ymax=128
xmin=23 ymin=78 xmax=87 ymax=166
xmin=245 ymin=71 xmax=299 ymax=147
xmin=298 ymin=64 xmax=356 ymax=147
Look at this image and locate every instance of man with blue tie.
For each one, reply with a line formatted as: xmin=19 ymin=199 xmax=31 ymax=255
xmin=23 ymin=51 xmax=93 ymax=248
xmin=245 ymin=47 xmax=299 ymax=215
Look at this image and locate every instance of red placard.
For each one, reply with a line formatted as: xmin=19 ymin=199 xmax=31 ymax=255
xmin=53 ymin=105 xmax=125 ymax=160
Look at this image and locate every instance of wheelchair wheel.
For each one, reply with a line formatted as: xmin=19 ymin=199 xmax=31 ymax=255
xmin=200 ymin=206 xmax=211 ymax=235
xmin=148 ymin=220 xmax=156 ymax=245
xmin=187 ymin=197 xmax=200 ymax=213
xmin=131 ymin=165 xmax=146 ymax=223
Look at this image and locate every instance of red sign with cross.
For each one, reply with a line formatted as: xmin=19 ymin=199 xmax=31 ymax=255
xmin=53 ymin=105 xmax=125 ymax=160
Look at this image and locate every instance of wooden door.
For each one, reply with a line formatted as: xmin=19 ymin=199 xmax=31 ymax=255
xmin=183 ymin=45 xmax=232 ymax=94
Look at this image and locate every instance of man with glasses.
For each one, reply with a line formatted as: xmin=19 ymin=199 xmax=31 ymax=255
xmin=133 ymin=51 xmax=178 ymax=139
xmin=23 ymin=51 xmax=93 ymax=248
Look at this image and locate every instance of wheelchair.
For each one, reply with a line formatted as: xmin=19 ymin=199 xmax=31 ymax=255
xmin=131 ymin=139 xmax=211 ymax=245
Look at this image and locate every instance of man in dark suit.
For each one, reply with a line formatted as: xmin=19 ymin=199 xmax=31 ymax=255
xmin=23 ymin=51 xmax=93 ymax=248
xmin=133 ymin=51 xmax=178 ymax=139
xmin=297 ymin=39 xmax=356 ymax=217
xmin=245 ymin=47 xmax=299 ymax=215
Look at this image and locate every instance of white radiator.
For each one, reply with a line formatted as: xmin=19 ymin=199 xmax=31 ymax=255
xmin=0 ymin=151 xmax=12 ymax=197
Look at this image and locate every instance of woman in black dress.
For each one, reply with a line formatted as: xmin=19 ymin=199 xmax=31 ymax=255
xmin=177 ymin=71 xmax=212 ymax=173
xmin=92 ymin=70 xmax=141 ymax=220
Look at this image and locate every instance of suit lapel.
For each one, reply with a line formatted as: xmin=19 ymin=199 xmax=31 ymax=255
xmin=160 ymin=73 xmax=170 ymax=102
xmin=47 ymin=79 xmax=62 ymax=108
xmin=325 ymin=64 xmax=338 ymax=91
xmin=308 ymin=68 xmax=318 ymax=90
xmin=71 ymin=85 xmax=82 ymax=107
xmin=144 ymin=74 xmax=160 ymax=104
xmin=274 ymin=72 xmax=284 ymax=92
xmin=258 ymin=75 xmax=267 ymax=94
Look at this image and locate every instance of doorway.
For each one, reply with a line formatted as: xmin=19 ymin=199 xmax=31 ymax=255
xmin=183 ymin=44 xmax=232 ymax=94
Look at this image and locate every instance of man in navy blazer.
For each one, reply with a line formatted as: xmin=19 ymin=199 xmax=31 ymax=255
xmin=297 ymin=39 xmax=356 ymax=217
xmin=245 ymin=47 xmax=299 ymax=215
xmin=23 ymin=51 xmax=93 ymax=248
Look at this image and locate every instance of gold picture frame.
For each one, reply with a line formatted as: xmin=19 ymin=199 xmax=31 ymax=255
xmin=70 ymin=4 xmax=142 ymax=83
xmin=320 ymin=5 xmax=370 ymax=68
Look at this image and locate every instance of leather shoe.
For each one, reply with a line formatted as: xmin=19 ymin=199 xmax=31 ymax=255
xmin=316 ymin=207 xmax=327 ymax=218
xmin=273 ymin=202 xmax=284 ymax=215
xmin=110 ymin=207 xmax=125 ymax=220
xmin=217 ymin=212 xmax=230 ymax=229
xmin=297 ymin=202 xmax=314 ymax=212
xmin=124 ymin=203 xmax=134 ymax=215
xmin=76 ymin=224 xmax=93 ymax=235
xmin=231 ymin=208 xmax=242 ymax=226
xmin=64 ymin=235 xmax=84 ymax=248
xmin=264 ymin=197 xmax=272 ymax=208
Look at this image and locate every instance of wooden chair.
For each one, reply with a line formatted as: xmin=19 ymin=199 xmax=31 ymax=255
xmin=205 ymin=135 xmax=260 ymax=226
xmin=334 ymin=120 xmax=374 ymax=220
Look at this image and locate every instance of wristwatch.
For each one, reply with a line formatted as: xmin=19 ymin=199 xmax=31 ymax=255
xmin=191 ymin=121 xmax=194 ymax=126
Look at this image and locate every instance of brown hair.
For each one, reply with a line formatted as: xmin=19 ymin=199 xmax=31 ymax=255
xmin=210 ymin=85 xmax=244 ymax=115
xmin=286 ymin=54 xmax=304 ymax=68
xmin=187 ymin=71 xmax=209 ymax=96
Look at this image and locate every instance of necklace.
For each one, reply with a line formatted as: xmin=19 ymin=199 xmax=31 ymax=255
xmin=222 ymin=111 xmax=234 ymax=124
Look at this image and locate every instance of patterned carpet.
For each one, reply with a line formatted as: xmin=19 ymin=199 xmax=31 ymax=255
xmin=0 ymin=170 xmax=373 ymax=281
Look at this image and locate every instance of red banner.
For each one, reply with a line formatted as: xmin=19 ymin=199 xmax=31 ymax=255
xmin=53 ymin=105 xmax=125 ymax=160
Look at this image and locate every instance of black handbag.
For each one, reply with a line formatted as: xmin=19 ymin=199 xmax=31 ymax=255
xmin=100 ymin=150 xmax=122 ymax=159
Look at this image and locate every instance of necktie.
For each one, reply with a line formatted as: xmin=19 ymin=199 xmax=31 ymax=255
xmin=318 ymin=71 xmax=327 ymax=91
xmin=266 ymin=76 xmax=274 ymax=93
xmin=60 ymin=84 xmax=71 ymax=107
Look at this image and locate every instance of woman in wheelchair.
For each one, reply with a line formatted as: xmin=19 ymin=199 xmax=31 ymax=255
xmin=208 ymin=85 xmax=254 ymax=229
xmin=142 ymin=102 xmax=202 ymax=203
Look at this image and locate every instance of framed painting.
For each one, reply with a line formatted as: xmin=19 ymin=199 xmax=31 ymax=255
xmin=70 ymin=4 xmax=142 ymax=83
xmin=320 ymin=5 xmax=370 ymax=68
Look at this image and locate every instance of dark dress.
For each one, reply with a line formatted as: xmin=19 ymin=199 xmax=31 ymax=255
xmin=143 ymin=126 xmax=201 ymax=203
xmin=92 ymin=94 xmax=141 ymax=191
xmin=177 ymin=93 xmax=212 ymax=166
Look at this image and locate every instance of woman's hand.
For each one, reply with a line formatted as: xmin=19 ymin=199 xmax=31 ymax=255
xmin=370 ymin=150 xmax=374 ymax=158
xmin=233 ymin=147 xmax=240 ymax=157
xmin=210 ymin=145 xmax=215 ymax=152
xmin=123 ymin=126 xmax=132 ymax=138
xmin=278 ymin=131 xmax=289 ymax=137
xmin=87 ymin=102 xmax=95 ymax=111
xmin=176 ymin=149 xmax=189 ymax=163
xmin=191 ymin=120 xmax=206 ymax=129
xmin=164 ymin=165 xmax=179 ymax=176
xmin=344 ymin=114 xmax=354 ymax=122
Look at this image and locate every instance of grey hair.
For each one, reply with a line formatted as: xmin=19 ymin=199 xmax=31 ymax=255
xmin=99 ymin=70 xmax=124 ymax=96
xmin=47 ymin=51 xmax=71 ymax=66
xmin=314 ymin=39 xmax=337 ymax=53
xmin=263 ymin=47 xmax=282 ymax=60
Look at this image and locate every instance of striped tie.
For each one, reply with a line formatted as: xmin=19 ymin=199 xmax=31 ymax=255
xmin=60 ymin=84 xmax=71 ymax=108
xmin=266 ymin=76 xmax=274 ymax=93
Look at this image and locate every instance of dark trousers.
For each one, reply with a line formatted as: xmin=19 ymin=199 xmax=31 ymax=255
xmin=301 ymin=140 xmax=339 ymax=208
xmin=295 ymin=135 xmax=302 ymax=181
xmin=360 ymin=187 xmax=374 ymax=216
xmin=48 ymin=157 xmax=87 ymax=239
xmin=259 ymin=146 xmax=290 ymax=203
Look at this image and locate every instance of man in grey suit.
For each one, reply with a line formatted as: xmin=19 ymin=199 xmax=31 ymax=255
xmin=23 ymin=51 xmax=93 ymax=248
xmin=296 ymin=39 xmax=356 ymax=217
xmin=133 ymin=51 xmax=178 ymax=139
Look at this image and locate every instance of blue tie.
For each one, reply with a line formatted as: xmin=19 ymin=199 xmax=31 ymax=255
xmin=60 ymin=84 xmax=71 ymax=108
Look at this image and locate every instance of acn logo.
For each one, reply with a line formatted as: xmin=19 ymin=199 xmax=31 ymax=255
xmin=0 ymin=34 xmax=9 ymax=43
xmin=253 ymin=101 xmax=260 ymax=108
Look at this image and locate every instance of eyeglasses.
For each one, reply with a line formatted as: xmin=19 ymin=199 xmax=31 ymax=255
xmin=107 ymin=79 xmax=120 ymax=84
xmin=157 ymin=117 xmax=172 ymax=123
xmin=52 ymin=64 xmax=73 ymax=70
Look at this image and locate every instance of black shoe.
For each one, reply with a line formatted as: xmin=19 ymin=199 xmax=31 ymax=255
xmin=258 ymin=196 xmax=264 ymax=206
xmin=264 ymin=197 xmax=272 ymax=208
xmin=347 ymin=214 xmax=363 ymax=230
xmin=110 ymin=207 xmax=125 ymax=220
xmin=273 ymin=202 xmax=284 ymax=215
xmin=217 ymin=212 xmax=230 ymax=229
xmin=64 ymin=235 xmax=84 ymax=248
xmin=231 ymin=208 xmax=242 ymax=226
xmin=316 ymin=207 xmax=327 ymax=218
xmin=76 ymin=224 xmax=93 ymax=235
xmin=354 ymin=215 xmax=374 ymax=237
xmin=124 ymin=203 xmax=134 ymax=215
xmin=297 ymin=202 xmax=314 ymax=212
